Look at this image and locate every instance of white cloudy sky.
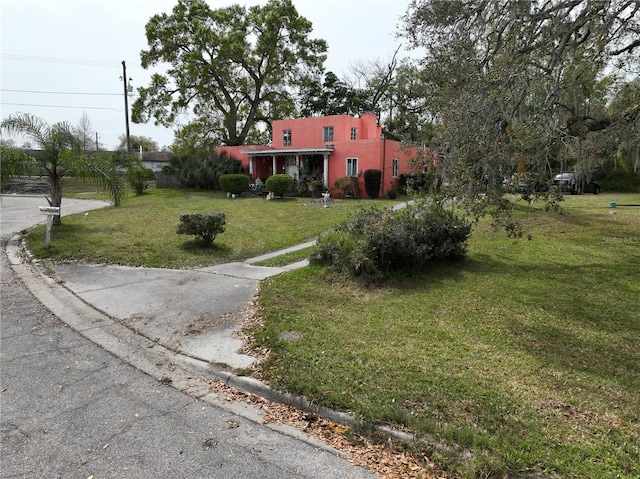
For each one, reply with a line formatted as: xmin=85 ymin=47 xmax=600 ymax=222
xmin=1 ymin=0 xmax=415 ymax=150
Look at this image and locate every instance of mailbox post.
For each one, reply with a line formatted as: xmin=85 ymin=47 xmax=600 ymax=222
xmin=39 ymin=206 xmax=60 ymax=249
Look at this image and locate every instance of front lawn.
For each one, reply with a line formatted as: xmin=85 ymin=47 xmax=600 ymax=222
xmin=249 ymin=193 xmax=640 ymax=478
xmin=25 ymin=188 xmax=399 ymax=268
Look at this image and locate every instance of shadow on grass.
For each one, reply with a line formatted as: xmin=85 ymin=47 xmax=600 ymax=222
xmin=501 ymin=259 xmax=640 ymax=390
xmin=179 ymin=240 xmax=232 ymax=254
xmin=385 ymin=252 xmax=639 ymax=391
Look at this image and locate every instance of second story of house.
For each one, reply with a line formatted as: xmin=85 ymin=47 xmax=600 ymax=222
xmin=273 ymin=113 xmax=382 ymax=149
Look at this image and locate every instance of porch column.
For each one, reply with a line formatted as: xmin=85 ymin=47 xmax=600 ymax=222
xmin=249 ymin=157 xmax=254 ymax=176
xmin=295 ymin=155 xmax=300 ymax=182
xmin=323 ymin=153 xmax=329 ymax=187
xmin=272 ymin=155 xmax=277 ymax=176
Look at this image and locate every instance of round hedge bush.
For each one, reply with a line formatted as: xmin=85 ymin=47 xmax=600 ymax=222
xmin=219 ymin=174 xmax=249 ymax=195
xmin=265 ymin=174 xmax=294 ymax=197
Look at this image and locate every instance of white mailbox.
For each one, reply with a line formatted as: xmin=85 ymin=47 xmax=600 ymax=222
xmin=39 ymin=206 xmax=60 ymax=215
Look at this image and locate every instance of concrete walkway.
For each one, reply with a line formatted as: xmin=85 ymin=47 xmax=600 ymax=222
xmin=47 ymin=244 xmax=312 ymax=369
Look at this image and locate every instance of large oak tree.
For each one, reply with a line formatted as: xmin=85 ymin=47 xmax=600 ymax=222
xmin=132 ymin=0 xmax=327 ymax=147
xmin=401 ymin=0 xmax=640 ymax=224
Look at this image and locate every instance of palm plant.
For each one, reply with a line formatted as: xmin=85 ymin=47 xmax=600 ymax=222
xmin=1 ymin=113 xmax=124 ymax=224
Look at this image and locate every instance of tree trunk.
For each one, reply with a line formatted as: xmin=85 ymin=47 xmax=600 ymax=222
xmin=50 ymin=173 xmax=63 ymax=226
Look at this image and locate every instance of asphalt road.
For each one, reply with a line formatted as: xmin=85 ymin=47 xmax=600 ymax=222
xmin=1 ymin=195 xmax=374 ymax=478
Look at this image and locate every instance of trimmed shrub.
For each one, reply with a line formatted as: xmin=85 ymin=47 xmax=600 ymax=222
xmin=176 ymin=212 xmax=226 ymax=245
xmin=364 ymin=169 xmax=382 ymax=198
xmin=312 ymin=199 xmax=471 ymax=284
xmin=126 ymin=166 xmax=156 ymax=195
xmin=265 ymin=174 xmax=294 ymax=197
xmin=333 ymin=175 xmax=360 ymax=198
xmin=219 ymin=174 xmax=249 ymax=195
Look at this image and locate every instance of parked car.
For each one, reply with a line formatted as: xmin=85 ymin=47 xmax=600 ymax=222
xmin=552 ymin=172 xmax=575 ymax=191
xmin=552 ymin=173 xmax=600 ymax=194
xmin=580 ymin=179 xmax=601 ymax=194
xmin=514 ymin=176 xmax=549 ymax=194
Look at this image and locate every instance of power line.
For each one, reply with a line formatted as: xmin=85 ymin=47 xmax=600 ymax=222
xmin=1 ymin=102 xmax=123 ymax=112
xmin=1 ymin=88 xmax=121 ymax=96
xmin=0 ymin=53 xmax=142 ymax=69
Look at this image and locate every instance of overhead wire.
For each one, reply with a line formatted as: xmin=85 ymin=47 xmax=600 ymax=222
xmin=1 ymin=55 xmax=136 ymax=110
xmin=0 ymin=53 xmax=142 ymax=69
xmin=1 ymin=88 xmax=121 ymax=96
xmin=1 ymin=102 xmax=123 ymax=111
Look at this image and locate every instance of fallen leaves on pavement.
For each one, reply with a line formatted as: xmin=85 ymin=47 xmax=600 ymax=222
xmin=202 ymin=376 xmax=447 ymax=479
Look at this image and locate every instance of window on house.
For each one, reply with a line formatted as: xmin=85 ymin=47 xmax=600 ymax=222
xmin=351 ymin=127 xmax=358 ymax=140
xmin=323 ymin=126 xmax=334 ymax=143
xmin=392 ymin=158 xmax=399 ymax=178
xmin=282 ymin=129 xmax=292 ymax=146
xmin=346 ymin=157 xmax=358 ymax=177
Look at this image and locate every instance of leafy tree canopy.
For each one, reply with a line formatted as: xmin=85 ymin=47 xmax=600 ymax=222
xmin=382 ymin=60 xmax=436 ymax=144
xmin=132 ymin=0 xmax=327 ymax=146
xmin=401 ymin=0 xmax=640 ymax=228
xmin=117 ymin=134 xmax=159 ymax=152
xmin=299 ymin=51 xmax=401 ymax=121
xmin=299 ymin=71 xmax=370 ymax=117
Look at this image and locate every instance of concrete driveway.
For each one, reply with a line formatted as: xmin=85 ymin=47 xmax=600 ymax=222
xmin=0 ymin=194 xmax=111 ymax=242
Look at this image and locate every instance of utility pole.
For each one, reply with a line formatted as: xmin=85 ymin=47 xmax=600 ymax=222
xmin=121 ymin=60 xmax=132 ymax=154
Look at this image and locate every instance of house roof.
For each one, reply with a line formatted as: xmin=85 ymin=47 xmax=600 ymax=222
xmin=242 ymin=146 xmax=334 ymax=157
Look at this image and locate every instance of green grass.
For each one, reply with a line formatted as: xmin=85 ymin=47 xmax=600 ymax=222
xmin=25 ymin=188 xmax=640 ymax=477
xmin=60 ymin=176 xmax=111 ymax=195
xmin=250 ymin=193 xmax=640 ymax=478
xmin=25 ymin=187 xmax=400 ymax=268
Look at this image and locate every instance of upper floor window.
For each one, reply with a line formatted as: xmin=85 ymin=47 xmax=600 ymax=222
xmin=323 ymin=126 xmax=334 ymax=143
xmin=346 ymin=157 xmax=358 ymax=177
xmin=282 ymin=129 xmax=292 ymax=146
xmin=392 ymin=158 xmax=399 ymax=178
xmin=351 ymin=127 xmax=358 ymax=140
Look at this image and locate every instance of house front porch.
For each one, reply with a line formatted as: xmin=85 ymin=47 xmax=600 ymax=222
xmin=245 ymin=147 xmax=334 ymax=192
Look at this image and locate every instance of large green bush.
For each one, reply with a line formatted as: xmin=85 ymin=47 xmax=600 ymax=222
xmin=176 ymin=212 xmax=226 ymax=245
xmin=363 ymin=169 xmax=382 ymax=198
xmin=312 ymin=199 xmax=471 ymax=283
xmin=265 ymin=174 xmax=294 ymax=197
xmin=593 ymin=168 xmax=640 ymax=192
xmin=126 ymin=166 xmax=156 ymax=195
xmin=163 ymin=152 xmax=242 ymax=190
xmin=219 ymin=173 xmax=249 ymax=195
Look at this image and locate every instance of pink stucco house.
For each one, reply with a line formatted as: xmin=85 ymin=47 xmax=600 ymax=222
xmin=218 ymin=112 xmax=426 ymax=197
